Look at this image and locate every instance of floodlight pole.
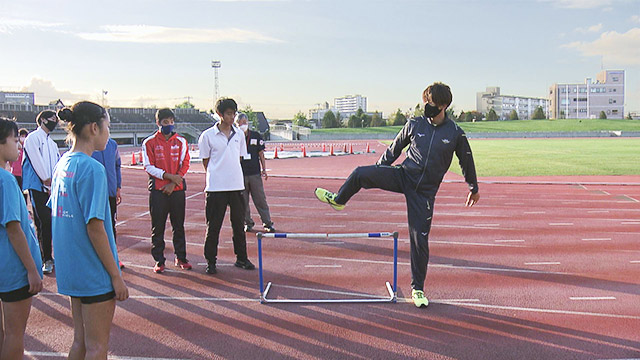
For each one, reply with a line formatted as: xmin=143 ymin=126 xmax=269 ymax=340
xmin=211 ymin=60 xmax=221 ymax=109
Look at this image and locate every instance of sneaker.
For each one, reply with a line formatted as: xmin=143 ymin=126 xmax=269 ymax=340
xmin=153 ymin=263 xmax=165 ymax=274
xmin=42 ymin=260 xmax=54 ymax=274
xmin=119 ymin=261 xmax=125 ymax=270
xmin=244 ymin=224 xmax=254 ymax=232
xmin=264 ymin=224 xmax=276 ymax=233
xmin=411 ymin=289 xmax=429 ymax=308
xmin=205 ymin=263 xmax=217 ymax=274
xmin=314 ymin=188 xmax=345 ymax=211
xmin=234 ymin=258 xmax=256 ymax=270
xmin=175 ymin=258 xmax=192 ymax=270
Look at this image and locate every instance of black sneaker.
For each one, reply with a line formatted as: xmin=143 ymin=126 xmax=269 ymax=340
xmin=234 ymin=259 xmax=255 ymax=270
xmin=264 ymin=224 xmax=276 ymax=233
xmin=244 ymin=224 xmax=254 ymax=232
xmin=205 ymin=263 xmax=217 ymax=274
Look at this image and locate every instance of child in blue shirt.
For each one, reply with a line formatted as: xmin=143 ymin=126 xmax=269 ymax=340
xmin=0 ymin=117 xmax=43 ymax=359
xmin=49 ymin=102 xmax=128 ymax=359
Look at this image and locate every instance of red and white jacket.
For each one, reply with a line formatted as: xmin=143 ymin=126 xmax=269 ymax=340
xmin=142 ymin=131 xmax=190 ymax=191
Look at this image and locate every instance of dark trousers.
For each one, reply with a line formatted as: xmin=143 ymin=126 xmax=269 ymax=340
xmin=108 ymin=196 xmax=117 ymax=243
xmin=30 ymin=189 xmax=53 ymax=262
xmin=14 ymin=175 xmax=27 ymax=204
xmin=149 ymin=190 xmax=186 ymax=265
xmin=204 ymin=191 xmax=248 ymax=265
xmin=335 ymin=165 xmax=434 ymax=291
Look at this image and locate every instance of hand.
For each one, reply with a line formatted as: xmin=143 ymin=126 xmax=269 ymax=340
xmin=166 ymin=173 xmax=182 ymax=186
xmin=43 ymin=178 xmax=52 ymax=187
xmin=28 ymin=270 xmax=43 ymax=294
xmin=466 ymin=192 xmax=480 ymax=207
xmin=112 ymin=276 xmax=129 ymax=301
xmin=262 ymin=169 xmax=268 ymax=181
xmin=116 ymin=188 xmax=122 ymax=205
xmin=161 ymin=182 xmax=176 ymax=195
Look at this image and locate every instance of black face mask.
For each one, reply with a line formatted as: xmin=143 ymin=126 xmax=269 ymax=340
xmin=44 ymin=120 xmax=57 ymax=132
xmin=424 ymin=103 xmax=442 ymax=118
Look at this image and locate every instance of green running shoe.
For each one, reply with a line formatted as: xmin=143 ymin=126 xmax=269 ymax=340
xmin=412 ymin=289 xmax=429 ymax=308
xmin=314 ymin=188 xmax=345 ymax=211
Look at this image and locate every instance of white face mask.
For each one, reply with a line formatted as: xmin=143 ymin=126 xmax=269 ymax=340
xmin=239 ymin=124 xmax=249 ymax=132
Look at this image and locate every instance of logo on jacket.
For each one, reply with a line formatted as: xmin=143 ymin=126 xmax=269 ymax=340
xmin=416 ymin=133 xmax=425 ymax=137
xmin=442 ymin=139 xmax=450 ymax=144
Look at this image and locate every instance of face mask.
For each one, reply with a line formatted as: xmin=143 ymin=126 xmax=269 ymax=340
xmin=239 ymin=124 xmax=249 ymax=132
xmin=161 ymin=124 xmax=175 ymax=135
xmin=424 ymin=103 xmax=442 ymax=118
xmin=44 ymin=120 xmax=57 ymax=132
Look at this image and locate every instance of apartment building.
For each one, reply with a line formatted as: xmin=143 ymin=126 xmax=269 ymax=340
xmin=476 ymin=87 xmax=549 ymax=120
xmin=549 ymin=70 xmax=624 ymax=119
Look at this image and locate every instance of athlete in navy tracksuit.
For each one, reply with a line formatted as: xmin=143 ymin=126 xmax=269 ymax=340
xmin=315 ymin=82 xmax=479 ymax=307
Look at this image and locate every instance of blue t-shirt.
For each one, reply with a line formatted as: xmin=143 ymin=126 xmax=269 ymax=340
xmin=0 ymin=168 xmax=43 ymax=292
xmin=48 ymin=152 xmax=120 ymax=297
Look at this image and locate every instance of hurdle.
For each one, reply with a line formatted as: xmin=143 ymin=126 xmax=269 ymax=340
xmin=257 ymin=232 xmax=398 ymax=304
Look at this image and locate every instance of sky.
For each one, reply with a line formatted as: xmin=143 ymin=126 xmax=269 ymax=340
xmin=0 ymin=0 xmax=638 ymax=119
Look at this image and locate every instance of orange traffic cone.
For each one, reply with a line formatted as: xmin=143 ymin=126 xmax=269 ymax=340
xmin=343 ymin=144 xmax=347 ymax=153
xmin=131 ymin=152 xmax=137 ymax=165
xmin=274 ymin=147 xmax=279 ymax=159
xmin=349 ymin=144 xmax=354 ymax=154
xmin=280 ymin=143 xmax=284 ymax=151
xmin=302 ymin=144 xmax=307 ymax=157
xmin=366 ymin=143 xmax=370 ymax=153
xmin=322 ymin=143 xmax=326 ymax=152
xmin=138 ymin=151 xmax=143 ymax=164
xmin=330 ymin=144 xmax=334 ymax=156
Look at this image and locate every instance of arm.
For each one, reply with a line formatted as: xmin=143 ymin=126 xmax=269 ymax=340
xmin=23 ymin=134 xmax=50 ymax=185
xmin=175 ymin=138 xmax=190 ymax=182
xmin=259 ymin=150 xmax=268 ymax=180
xmin=142 ymin=139 xmax=165 ymax=180
xmin=6 ymin=221 xmax=42 ymax=294
xmin=87 ymin=218 xmax=128 ymax=301
xmin=455 ymin=132 xmax=480 ymax=207
xmin=376 ymin=121 xmax=411 ymax=166
xmin=202 ymin=158 xmax=209 ymax=171
xmin=115 ymin=145 xmax=122 ymax=204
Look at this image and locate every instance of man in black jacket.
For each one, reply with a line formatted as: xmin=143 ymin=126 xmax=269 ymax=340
xmin=315 ymin=82 xmax=480 ymax=308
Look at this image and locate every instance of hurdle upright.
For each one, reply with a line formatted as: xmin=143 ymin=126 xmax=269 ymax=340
xmin=257 ymin=231 xmax=399 ymax=304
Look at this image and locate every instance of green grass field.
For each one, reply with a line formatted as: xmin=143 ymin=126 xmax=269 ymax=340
xmin=311 ymin=118 xmax=640 ymax=135
xmin=449 ymin=138 xmax=640 ymax=177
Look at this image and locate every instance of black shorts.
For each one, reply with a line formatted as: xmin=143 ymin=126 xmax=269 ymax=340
xmin=0 ymin=285 xmax=34 ymax=303
xmin=72 ymin=291 xmax=116 ymax=305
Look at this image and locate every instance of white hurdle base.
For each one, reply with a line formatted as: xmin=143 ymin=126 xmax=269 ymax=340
xmin=261 ymin=281 xmax=396 ymax=304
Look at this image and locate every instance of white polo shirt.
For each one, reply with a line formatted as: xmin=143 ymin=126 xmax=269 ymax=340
xmin=198 ymin=123 xmax=248 ymax=192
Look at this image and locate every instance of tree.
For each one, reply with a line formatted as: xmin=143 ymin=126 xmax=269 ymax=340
xmin=464 ymin=111 xmax=483 ymax=122
xmin=531 ymin=106 xmax=546 ymax=120
xmin=322 ymin=110 xmax=339 ymax=128
xmin=445 ymin=106 xmax=455 ymax=120
xmin=242 ymin=105 xmax=259 ymax=130
xmin=175 ymin=100 xmax=194 ymax=109
xmin=293 ymin=111 xmax=310 ymax=127
xmin=413 ymin=103 xmax=423 ymax=118
xmin=389 ymin=109 xmax=407 ymax=126
xmin=347 ymin=114 xmax=360 ymax=128
xmin=370 ymin=111 xmax=385 ymax=127
xmin=599 ymin=111 xmax=607 ymax=119
xmin=335 ymin=111 xmax=343 ymax=127
xmin=509 ymin=110 xmax=519 ymax=120
xmin=486 ymin=108 xmax=498 ymax=121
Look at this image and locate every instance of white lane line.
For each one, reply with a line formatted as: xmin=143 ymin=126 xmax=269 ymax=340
xmin=304 ymin=265 xmax=342 ymax=268
xmin=37 ymin=292 xmax=257 ymax=303
xmin=622 ymin=195 xmax=640 ymax=203
xmin=474 ymin=223 xmax=500 ymax=227
xmin=317 ymin=241 xmax=345 ymax=245
xmin=621 ymin=222 xmax=640 ymax=225
xmin=504 ymin=202 xmax=523 ymax=205
xmin=25 ymin=352 xmax=192 ymax=360
xmin=431 ymin=240 xmax=525 ymax=248
xmin=122 ymin=235 xmax=210 ymax=248
xmin=582 ymin=238 xmax=611 ymax=241
xmin=524 ymin=211 xmax=545 ymax=214
xmin=449 ymin=303 xmax=640 ymax=320
xmin=116 ymin=211 xmax=150 ymax=226
xmin=587 ymin=210 xmax=610 ymax=213
xmin=495 ymin=239 xmax=525 ymax=243
xmin=196 ymin=263 xmax=233 ymax=266
xmin=570 ymin=296 xmax=616 ymax=301
xmin=549 ymin=222 xmax=574 ymax=226
xmin=524 ymin=262 xmax=561 ymax=265
xmin=225 ymin=240 xmax=255 ymax=244
xmin=630 ymin=260 xmax=640 ymax=263
xmin=320 ymin=224 xmax=347 ymax=228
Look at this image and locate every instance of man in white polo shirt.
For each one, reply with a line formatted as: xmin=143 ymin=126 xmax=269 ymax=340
xmin=198 ymin=98 xmax=255 ymax=274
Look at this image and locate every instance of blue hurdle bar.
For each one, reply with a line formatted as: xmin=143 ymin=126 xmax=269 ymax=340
xmin=257 ymin=232 xmax=399 ymax=304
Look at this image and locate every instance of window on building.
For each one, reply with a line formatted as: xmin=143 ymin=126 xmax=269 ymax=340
xmin=612 ymin=109 xmax=618 ymax=114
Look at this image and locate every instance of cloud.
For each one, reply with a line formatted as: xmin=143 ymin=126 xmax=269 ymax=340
xmin=0 ymin=18 xmax=65 ymax=34
xmin=574 ymin=23 xmax=603 ymax=33
xmin=20 ymin=78 xmax=90 ymax=105
xmin=632 ymin=15 xmax=640 ymax=23
xmin=76 ymin=25 xmax=283 ymax=44
xmin=539 ymin=0 xmax=614 ymax=9
xmin=561 ymin=28 xmax=640 ymax=66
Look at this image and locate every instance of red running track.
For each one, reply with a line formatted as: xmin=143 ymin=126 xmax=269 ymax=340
xmin=24 ymin=140 xmax=640 ymax=359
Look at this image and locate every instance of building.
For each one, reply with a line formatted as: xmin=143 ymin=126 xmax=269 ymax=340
xmin=549 ymin=70 xmax=625 ymax=119
xmin=476 ymin=87 xmax=549 ymax=120
xmin=334 ymin=95 xmax=367 ymax=114
xmin=0 ymin=91 xmax=35 ymax=106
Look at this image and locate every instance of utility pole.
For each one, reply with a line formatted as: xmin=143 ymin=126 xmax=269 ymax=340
xmin=101 ymin=90 xmax=108 ymax=107
xmin=211 ymin=60 xmax=221 ymax=109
